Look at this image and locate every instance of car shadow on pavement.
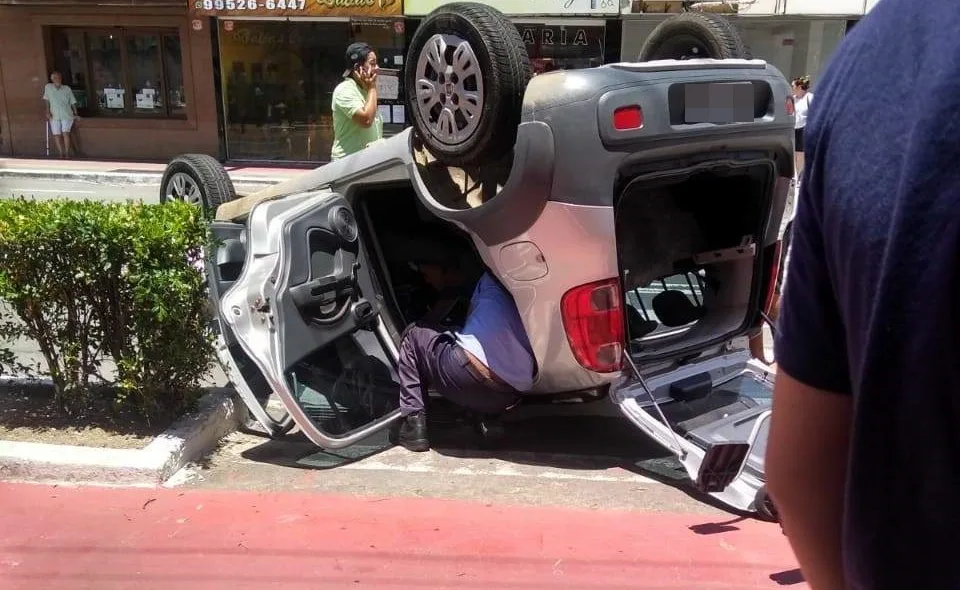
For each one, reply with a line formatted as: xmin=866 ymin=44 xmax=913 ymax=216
xmin=431 ymin=415 xmax=670 ymax=464
xmin=425 ymin=410 xmax=750 ymax=515
xmin=232 ymin=404 xmax=772 ymax=529
xmin=235 ymin=408 xmax=672 ymax=472
xmin=237 ymin=428 xmax=395 ymax=470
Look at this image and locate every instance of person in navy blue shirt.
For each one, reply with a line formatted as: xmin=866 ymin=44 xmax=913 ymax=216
xmin=767 ymin=1 xmax=960 ymax=588
xmin=395 ymin=262 xmax=536 ymax=452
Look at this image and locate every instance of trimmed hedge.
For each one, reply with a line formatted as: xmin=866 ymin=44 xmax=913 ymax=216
xmin=0 ymin=198 xmax=216 ymax=422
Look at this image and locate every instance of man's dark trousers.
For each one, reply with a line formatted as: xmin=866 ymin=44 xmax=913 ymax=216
xmin=397 ymin=323 xmax=519 ymax=416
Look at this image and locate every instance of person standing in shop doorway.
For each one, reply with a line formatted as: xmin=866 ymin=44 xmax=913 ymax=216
xmin=791 ymin=76 xmax=813 ymax=187
xmin=330 ymin=42 xmax=383 ymax=161
xmin=42 ymin=71 xmax=79 ymax=159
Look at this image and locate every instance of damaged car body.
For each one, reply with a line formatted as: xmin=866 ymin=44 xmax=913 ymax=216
xmin=162 ymin=4 xmax=793 ymax=521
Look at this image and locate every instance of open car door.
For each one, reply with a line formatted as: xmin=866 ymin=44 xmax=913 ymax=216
xmin=207 ymin=221 xmax=294 ymax=438
xmin=212 ymin=190 xmax=401 ymax=448
xmin=612 ymin=347 xmax=777 ymax=520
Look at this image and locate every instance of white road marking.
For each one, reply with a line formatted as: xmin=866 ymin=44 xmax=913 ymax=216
xmin=0 ymin=169 xmax=161 ymax=178
xmin=8 ymin=188 xmax=96 ymax=194
xmin=2 ymin=478 xmax=156 ymax=489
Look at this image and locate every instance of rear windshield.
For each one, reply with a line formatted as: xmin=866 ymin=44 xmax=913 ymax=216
xmin=625 ymin=270 xmax=706 ymax=341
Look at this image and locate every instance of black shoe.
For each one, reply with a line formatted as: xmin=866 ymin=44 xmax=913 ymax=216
xmin=398 ymin=412 xmax=430 ymax=452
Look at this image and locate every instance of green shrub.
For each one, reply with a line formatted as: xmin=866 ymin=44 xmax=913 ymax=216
xmin=0 ymin=198 xmax=216 ymax=422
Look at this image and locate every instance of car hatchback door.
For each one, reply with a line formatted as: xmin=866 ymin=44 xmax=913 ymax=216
xmin=212 ymin=189 xmax=402 ymax=448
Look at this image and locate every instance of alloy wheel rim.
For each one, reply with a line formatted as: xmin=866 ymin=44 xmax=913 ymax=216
xmin=165 ymin=172 xmax=203 ymax=206
xmin=415 ymin=33 xmax=485 ymax=146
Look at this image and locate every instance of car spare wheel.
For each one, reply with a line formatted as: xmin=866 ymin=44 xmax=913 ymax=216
xmin=638 ymin=11 xmax=751 ymax=61
xmin=405 ymin=1 xmax=531 ymax=167
xmin=160 ymin=154 xmax=237 ymax=210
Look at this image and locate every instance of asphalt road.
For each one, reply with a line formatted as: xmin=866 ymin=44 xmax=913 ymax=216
xmin=173 ymin=410 xmax=720 ymax=514
xmin=0 ymin=176 xmax=273 ymax=204
xmin=1 ymin=178 xmax=158 ymax=203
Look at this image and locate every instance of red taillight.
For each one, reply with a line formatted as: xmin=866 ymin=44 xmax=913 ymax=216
xmin=762 ymin=240 xmax=783 ymax=316
xmin=613 ymin=105 xmax=643 ymax=130
xmin=785 ymin=96 xmax=795 ymax=117
xmin=560 ymin=278 xmax=625 ymax=373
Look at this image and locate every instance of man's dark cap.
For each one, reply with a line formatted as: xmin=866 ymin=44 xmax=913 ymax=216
xmin=343 ymin=42 xmax=374 ymax=78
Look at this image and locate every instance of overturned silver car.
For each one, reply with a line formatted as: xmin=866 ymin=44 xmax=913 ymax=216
xmin=161 ymin=4 xmax=793 ymax=521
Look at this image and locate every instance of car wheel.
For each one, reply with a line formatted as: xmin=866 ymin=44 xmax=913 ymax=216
xmin=639 ymin=11 xmax=751 ymax=61
xmin=160 ymin=154 xmax=237 ymax=210
xmin=405 ymin=1 xmax=531 ymax=167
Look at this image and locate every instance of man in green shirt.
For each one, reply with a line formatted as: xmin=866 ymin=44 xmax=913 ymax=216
xmin=330 ymin=42 xmax=383 ymax=161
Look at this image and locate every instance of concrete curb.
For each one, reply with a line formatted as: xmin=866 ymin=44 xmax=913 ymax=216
xmin=0 ymin=387 xmax=243 ymax=486
xmin=0 ymin=168 xmax=285 ymax=188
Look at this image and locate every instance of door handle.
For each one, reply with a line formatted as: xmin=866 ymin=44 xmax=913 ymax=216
xmin=289 ymin=275 xmax=356 ymax=310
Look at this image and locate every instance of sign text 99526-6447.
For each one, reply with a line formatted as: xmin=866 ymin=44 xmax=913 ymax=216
xmin=190 ymin=0 xmax=401 ymax=18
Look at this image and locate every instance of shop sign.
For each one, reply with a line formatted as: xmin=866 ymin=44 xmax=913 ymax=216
xmin=520 ymin=23 xmax=605 ymax=72
xmin=517 ymin=23 xmax=604 ymax=52
xmin=190 ymin=0 xmax=402 ymax=18
xmin=404 ymin=0 xmax=621 ymax=16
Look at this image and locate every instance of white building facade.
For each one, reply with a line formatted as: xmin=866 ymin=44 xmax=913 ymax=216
xmin=620 ymin=0 xmax=884 ymax=86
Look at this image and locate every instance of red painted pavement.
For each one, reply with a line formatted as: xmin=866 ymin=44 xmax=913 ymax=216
xmin=0 ymin=482 xmax=804 ymax=590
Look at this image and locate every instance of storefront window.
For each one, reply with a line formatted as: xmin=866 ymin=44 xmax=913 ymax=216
xmin=87 ymin=32 xmax=125 ymax=115
xmin=163 ymin=34 xmax=187 ymax=117
xmin=49 ymin=29 xmax=91 ymax=113
xmin=48 ymin=27 xmax=187 ymax=119
xmin=126 ymin=34 xmax=163 ymax=116
xmin=513 ymin=22 xmax=606 ymax=74
xmin=218 ymin=18 xmax=405 ymax=162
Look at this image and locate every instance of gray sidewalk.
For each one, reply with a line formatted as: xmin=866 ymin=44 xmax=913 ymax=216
xmin=0 ymin=157 xmax=306 ymax=202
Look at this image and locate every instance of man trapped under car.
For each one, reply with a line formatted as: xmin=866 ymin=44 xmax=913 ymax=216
xmin=396 ymin=263 xmax=537 ymax=452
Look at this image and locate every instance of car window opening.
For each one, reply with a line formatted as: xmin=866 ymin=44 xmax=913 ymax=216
xmin=354 ymin=183 xmax=488 ymax=335
xmin=616 ymin=163 xmax=772 ymax=359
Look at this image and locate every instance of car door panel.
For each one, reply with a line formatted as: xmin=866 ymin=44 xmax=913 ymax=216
xmin=207 ymin=221 xmax=294 ymax=437
xmin=612 ymin=350 xmax=774 ymax=513
xmin=220 ymin=191 xmax=401 ymax=449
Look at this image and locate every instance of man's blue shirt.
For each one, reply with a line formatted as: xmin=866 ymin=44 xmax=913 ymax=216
xmin=455 ymin=272 xmax=536 ymax=391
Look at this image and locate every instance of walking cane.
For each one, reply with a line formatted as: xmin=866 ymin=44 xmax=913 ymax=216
xmin=44 ymin=119 xmax=49 ymax=157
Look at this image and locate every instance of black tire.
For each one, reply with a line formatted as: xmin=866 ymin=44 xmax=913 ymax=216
xmin=639 ymin=12 xmax=751 ymax=61
xmin=405 ymin=2 xmax=531 ymax=167
xmin=160 ymin=154 xmax=237 ymax=210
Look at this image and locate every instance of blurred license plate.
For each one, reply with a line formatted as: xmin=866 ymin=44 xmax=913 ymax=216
xmin=684 ymin=82 xmax=754 ymax=124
